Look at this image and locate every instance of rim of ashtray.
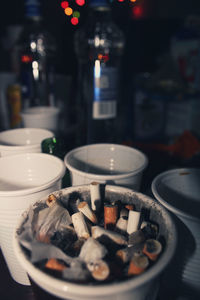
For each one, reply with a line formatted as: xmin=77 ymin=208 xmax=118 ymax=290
xmin=64 ymin=144 xmax=149 ymax=179
xmin=13 ymin=184 xmax=177 ymax=297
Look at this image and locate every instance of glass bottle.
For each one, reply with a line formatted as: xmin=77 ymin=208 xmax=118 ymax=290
xmin=74 ymin=0 xmax=125 ymax=145
xmin=14 ymin=0 xmax=57 ymax=109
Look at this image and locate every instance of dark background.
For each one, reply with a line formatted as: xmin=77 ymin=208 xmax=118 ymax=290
xmin=1 ymin=0 xmax=200 ymax=144
xmin=1 ymin=0 xmax=200 ymax=76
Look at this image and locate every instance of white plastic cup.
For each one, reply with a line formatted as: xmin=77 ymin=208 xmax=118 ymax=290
xmin=64 ymin=143 xmax=148 ymax=191
xmin=152 ymin=168 xmax=200 ymax=298
xmin=0 ymin=128 xmax=54 ymax=157
xmin=21 ymin=106 xmax=60 ymax=132
xmin=0 ymin=153 xmax=66 ymax=285
xmin=13 ymin=184 xmax=177 ymax=300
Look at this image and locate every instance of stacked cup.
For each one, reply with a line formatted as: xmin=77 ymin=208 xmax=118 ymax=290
xmin=0 ymin=127 xmax=65 ymax=285
xmin=0 ymin=127 xmax=54 ymax=157
xmin=0 ymin=153 xmax=66 ymax=285
xmin=21 ymin=106 xmax=60 ymax=133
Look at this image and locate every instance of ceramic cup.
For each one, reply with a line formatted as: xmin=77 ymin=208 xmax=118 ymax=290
xmin=21 ymin=106 xmax=60 ymax=132
xmin=0 ymin=128 xmax=54 ymax=157
xmin=13 ymin=184 xmax=176 ymax=300
xmin=152 ymin=168 xmax=200 ymax=299
xmin=64 ymin=143 xmax=148 ymax=191
xmin=0 ymin=153 xmax=66 ymax=286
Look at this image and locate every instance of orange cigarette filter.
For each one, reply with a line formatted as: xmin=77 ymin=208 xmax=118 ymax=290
xmin=104 ymin=203 xmax=118 ymax=230
xmin=46 ymin=194 xmax=57 ymax=207
xmin=143 ymin=239 xmax=162 ymax=261
xmin=45 ymin=258 xmax=67 ymax=271
xmin=91 ymin=260 xmax=110 ymax=281
xmin=128 ymin=254 xmax=149 ymax=276
xmin=125 ymin=204 xmax=135 ymax=211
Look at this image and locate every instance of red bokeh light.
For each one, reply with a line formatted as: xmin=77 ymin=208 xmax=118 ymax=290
xmin=61 ymin=1 xmax=69 ymax=9
xmin=21 ymin=55 xmax=33 ymax=63
xmin=75 ymin=0 xmax=85 ymax=6
xmin=71 ymin=17 xmax=79 ymax=25
xmin=132 ymin=5 xmax=144 ymax=18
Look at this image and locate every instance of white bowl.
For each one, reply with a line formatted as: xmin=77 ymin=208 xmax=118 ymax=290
xmin=0 ymin=153 xmax=66 ymax=285
xmin=21 ymin=106 xmax=60 ymax=132
xmin=64 ymin=144 xmax=148 ymax=191
xmin=14 ymin=184 xmax=176 ymax=300
xmin=0 ymin=128 xmax=54 ymax=157
xmin=152 ymin=168 xmax=200 ymax=298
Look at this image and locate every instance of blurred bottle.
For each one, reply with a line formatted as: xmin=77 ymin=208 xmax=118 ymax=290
xmin=132 ymin=72 xmax=167 ymax=143
xmin=74 ymin=0 xmax=125 ymax=145
xmin=132 ymin=54 xmax=185 ymax=143
xmin=170 ymin=15 xmax=200 ymax=91
xmin=14 ymin=0 xmax=57 ymax=109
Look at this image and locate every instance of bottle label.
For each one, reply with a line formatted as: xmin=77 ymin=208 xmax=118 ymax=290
xmin=92 ymin=66 xmax=117 ymax=119
xmin=25 ymin=0 xmax=41 ymax=18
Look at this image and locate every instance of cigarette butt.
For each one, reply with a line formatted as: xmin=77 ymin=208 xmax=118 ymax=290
xmin=90 ymin=182 xmax=101 ymax=212
xmin=127 ymin=210 xmax=141 ymax=234
xmin=116 ymin=248 xmax=130 ymax=263
xmin=91 ymin=225 xmax=127 ymax=246
xmin=45 ymin=258 xmax=67 ymax=271
xmin=104 ymin=203 xmax=118 ymax=230
xmin=46 ymin=194 xmax=57 ymax=207
xmin=89 ymin=260 xmax=110 ymax=281
xmin=116 ymin=243 xmax=143 ymax=264
xmin=128 ymin=254 xmax=149 ymax=275
xmin=125 ymin=204 xmax=135 ymax=211
xmin=72 ymin=212 xmax=90 ymax=239
xmin=116 ymin=216 xmax=128 ymax=234
xmin=78 ymin=201 xmax=98 ymax=224
xmin=143 ymin=239 xmax=162 ymax=261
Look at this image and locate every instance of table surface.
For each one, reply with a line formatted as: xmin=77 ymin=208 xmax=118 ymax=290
xmin=0 ymin=250 xmax=35 ymax=300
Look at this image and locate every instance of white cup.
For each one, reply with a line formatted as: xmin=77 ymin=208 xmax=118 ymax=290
xmin=152 ymin=168 xmax=200 ymax=298
xmin=0 ymin=153 xmax=66 ymax=285
xmin=64 ymin=143 xmax=148 ymax=191
xmin=0 ymin=128 xmax=54 ymax=157
xmin=13 ymin=184 xmax=177 ymax=300
xmin=21 ymin=106 xmax=60 ymax=132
